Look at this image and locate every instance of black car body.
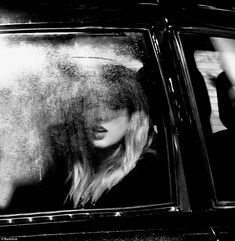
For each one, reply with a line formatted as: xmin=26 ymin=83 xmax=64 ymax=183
xmin=0 ymin=1 xmax=235 ymax=240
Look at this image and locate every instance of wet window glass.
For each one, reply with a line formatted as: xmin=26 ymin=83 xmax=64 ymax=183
xmin=181 ymin=34 xmax=235 ymax=203
xmin=0 ymin=32 xmax=171 ymax=214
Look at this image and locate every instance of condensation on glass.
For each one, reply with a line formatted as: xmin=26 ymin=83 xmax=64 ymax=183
xmin=0 ymin=32 xmax=171 ymax=214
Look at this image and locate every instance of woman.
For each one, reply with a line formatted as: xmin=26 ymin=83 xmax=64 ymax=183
xmin=59 ymin=63 xmax=169 ymax=208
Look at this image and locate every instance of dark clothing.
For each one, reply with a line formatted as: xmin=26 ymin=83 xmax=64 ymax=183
xmin=205 ymin=71 xmax=235 ymax=201
xmin=207 ymin=130 xmax=235 ymax=201
xmin=82 ymin=151 xmax=171 ymax=209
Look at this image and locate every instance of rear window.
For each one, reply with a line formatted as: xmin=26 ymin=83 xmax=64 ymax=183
xmin=180 ymin=33 xmax=235 ymax=205
xmin=0 ymin=30 xmax=173 ymax=215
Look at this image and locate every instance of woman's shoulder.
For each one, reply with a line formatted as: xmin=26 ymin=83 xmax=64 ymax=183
xmin=94 ymin=149 xmax=170 ymax=208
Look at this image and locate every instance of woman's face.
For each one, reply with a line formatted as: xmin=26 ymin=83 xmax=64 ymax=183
xmin=84 ymin=107 xmax=130 ymax=148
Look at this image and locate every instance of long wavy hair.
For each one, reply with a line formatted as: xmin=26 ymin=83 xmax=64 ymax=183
xmin=62 ymin=64 xmax=151 ymax=208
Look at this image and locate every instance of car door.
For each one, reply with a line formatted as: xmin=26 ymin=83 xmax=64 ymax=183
xmin=166 ymin=4 xmax=235 ymax=240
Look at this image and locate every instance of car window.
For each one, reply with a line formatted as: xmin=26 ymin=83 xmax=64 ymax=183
xmin=0 ymin=31 xmax=172 ymax=214
xmin=181 ymin=34 xmax=235 ymax=204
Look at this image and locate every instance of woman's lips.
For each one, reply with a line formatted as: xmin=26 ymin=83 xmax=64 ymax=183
xmin=92 ymin=125 xmax=108 ymax=133
xmin=91 ymin=126 xmax=107 ymax=141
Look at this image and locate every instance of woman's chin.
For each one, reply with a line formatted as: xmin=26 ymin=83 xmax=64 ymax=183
xmin=92 ymin=139 xmax=109 ymax=149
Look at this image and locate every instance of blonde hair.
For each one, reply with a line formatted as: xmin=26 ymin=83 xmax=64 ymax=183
xmin=63 ymin=64 xmax=151 ymax=207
